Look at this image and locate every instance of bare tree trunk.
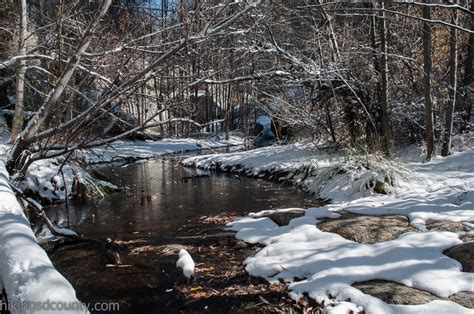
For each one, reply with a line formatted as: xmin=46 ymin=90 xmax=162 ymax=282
xmin=11 ymin=0 xmax=27 ymax=140
xmin=460 ymin=1 xmax=473 ymax=132
xmin=315 ymin=0 xmax=340 ymax=62
xmin=441 ymin=2 xmax=458 ymax=156
xmin=422 ymin=2 xmax=435 ymax=160
xmin=379 ymin=1 xmax=391 ymax=155
xmin=8 ymin=0 xmax=112 ymax=173
xmin=464 ymin=2 xmax=473 ymax=87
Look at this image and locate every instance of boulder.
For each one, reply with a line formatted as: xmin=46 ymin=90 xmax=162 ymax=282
xmin=444 ymin=242 xmax=474 ymax=272
xmin=353 ymin=280 xmax=438 ymax=305
xmin=426 ymin=220 xmax=466 ymax=233
xmin=353 ymin=280 xmax=473 ymax=309
xmin=267 ymin=209 xmax=306 ymax=226
xmin=318 ymin=215 xmax=416 ymax=244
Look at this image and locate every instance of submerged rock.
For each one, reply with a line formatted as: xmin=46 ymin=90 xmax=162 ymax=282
xmin=318 ymin=215 xmax=416 ymax=244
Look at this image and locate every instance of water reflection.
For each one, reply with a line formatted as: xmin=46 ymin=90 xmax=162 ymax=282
xmin=43 ymin=159 xmax=317 ymax=238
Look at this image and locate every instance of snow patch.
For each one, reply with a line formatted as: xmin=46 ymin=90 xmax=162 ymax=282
xmin=231 ymin=211 xmax=473 ymax=313
xmin=176 ymin=249 xmax=195 ymax=279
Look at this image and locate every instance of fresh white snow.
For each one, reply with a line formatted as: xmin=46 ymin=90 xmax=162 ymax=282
xmin=228 ymin=213 xmax=473 ymax=313
xmin=83 ymin=136 xmax=243 ymax=163
xmin=0 ymin=160 xmax=85 ymax=313
xmin=176 ymin=249 xmax=195 ymax=279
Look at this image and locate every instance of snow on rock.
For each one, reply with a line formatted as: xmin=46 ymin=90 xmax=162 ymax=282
xmin=324 ymin=287 xmax=472 ymax=314
xmin=323 ymin=301 xmax=363 ymax=314
xmin=256 ymin=115 xmax=272 ymax=129
xmin=16 ymin=158 xmax=118 ymax=203
xmin=0 ymin=161 xmax=85 ymax=313
xmin=227 ymin=208 xmax=338 ymax=245
xmin=230 ymin=213 xmax=473 ymax=313
xmin=176 ymin=249 xmax=195 ymax=279
xmin=248 ymin=207 xmax=305 ymax=218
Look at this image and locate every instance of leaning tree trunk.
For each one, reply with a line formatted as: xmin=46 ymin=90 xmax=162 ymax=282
xmin=379 ymin=1 xmax=391 ymax=155
xmin=441 ymin=2 xmax=458 ymax=156
xmin=11 ymin=0 xmax=27 ymax=140
xmin=422 ymin=2 xmax=435 ymax=160
xmin=8 ymin=0 xmax=112 ymax=174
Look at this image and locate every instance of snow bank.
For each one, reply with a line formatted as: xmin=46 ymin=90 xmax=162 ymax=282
xmin=183 ymin=143 xmax=407 ymax=201
xmin=183 ymin=142 xmax=317 ymax=175
xmin=83 ymin=137 xmax=243 ymax=163
xmin=185 ymin=144 xmax=474 ymax=232
xmin=0 ymin=161 xmax=85 ymax=313
xmin=327 ymin=150 xmax=474 ymax=231
xmin=15 ymin=158 xmax=118 ymax=203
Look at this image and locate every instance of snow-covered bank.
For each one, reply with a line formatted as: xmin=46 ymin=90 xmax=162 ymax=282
xmin=83 ymin=136 xmax=243 ymax=163
xmin=0 ymin=161 xmax=85 ymax=313
xmin=183 ymin=143 xmax=405 ymax=200
xmin=6 ymin=137 xmax=243 ymax=204
xmin=185 ymin=144 xmax=474 ymax=312
xmin=16 ymin=158 xmax=118 ymax=204
xmin=183 ymin=144 xmax=474 ymax=231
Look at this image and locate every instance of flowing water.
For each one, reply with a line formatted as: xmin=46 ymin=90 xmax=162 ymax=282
xmin=44 ymin=158 xmax=316 ymax=239
xmin=43 ymin=157 xmax=320 ymax=313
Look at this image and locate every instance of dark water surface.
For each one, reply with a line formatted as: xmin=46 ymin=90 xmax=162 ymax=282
xmin=45 ymin=159 xmax=317 ymax=238
xmin=44 ymin=157 xmax=320 ymax=313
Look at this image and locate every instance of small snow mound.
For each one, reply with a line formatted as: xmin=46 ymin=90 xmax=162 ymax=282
xmin=176 ymin=249 xmax=195 ymax=279
xmin=323 ymin=301 xmax=363 ymax=314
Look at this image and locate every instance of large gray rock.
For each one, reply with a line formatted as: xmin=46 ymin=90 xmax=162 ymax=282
xmin=353 ymin=280 xmax=438 ymax=305
xmin=449 ymin=292 xmax=474 ymax=309
xmin=444 ymin=242 xmax=474 ymax=272
xmin=353 ymin=280 xmax=473 ymax=309
xmin=426 ymin=220 xmax=466 ymax=233
xmin=318 ymin=215 xmax=416 ymax=244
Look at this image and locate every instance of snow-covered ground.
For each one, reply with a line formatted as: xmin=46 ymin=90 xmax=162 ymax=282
xmin=184 ymin=143 xmax=474 ymax=313
xmin=82 ymin=136 xmax=243 ymax=163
